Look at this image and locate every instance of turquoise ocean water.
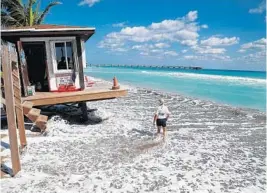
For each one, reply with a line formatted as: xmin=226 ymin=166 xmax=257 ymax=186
xmin=85 ymin=66 xmax=266 ymax=112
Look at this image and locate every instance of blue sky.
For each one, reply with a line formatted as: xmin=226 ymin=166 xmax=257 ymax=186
xmin=44 ymin=0 xmax=266 ymax=71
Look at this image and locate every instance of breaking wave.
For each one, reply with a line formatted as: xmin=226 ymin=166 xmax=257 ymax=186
xmin=141 ymin=71 xmax=266 ymax=85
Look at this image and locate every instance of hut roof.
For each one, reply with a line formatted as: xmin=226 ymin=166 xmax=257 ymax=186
xmin=1 ymin=24 xmax=95 ymax=42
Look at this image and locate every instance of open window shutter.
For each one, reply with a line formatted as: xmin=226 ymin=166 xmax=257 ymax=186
xmin=16 ymin=41 xmax=30 ymax=96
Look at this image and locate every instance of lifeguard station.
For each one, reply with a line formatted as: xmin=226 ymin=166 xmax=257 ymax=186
xmin=1 ymin=24 xmax=127 ymax=120
xmin=0 ymin=24 xmax=126 ymax=177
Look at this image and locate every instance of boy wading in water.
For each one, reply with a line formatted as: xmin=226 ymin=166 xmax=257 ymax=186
xmin=153 ymin=99 xmax=170 ymax=138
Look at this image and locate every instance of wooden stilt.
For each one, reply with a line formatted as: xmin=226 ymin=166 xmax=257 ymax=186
xmin=79 ymin=102 xmax=89 ymax=121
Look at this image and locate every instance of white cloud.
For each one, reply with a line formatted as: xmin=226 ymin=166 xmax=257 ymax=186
xmin=184 ymin=54 xmax=231 ymax=61
xmin=154 ymin=43 xmax=170 ymax=48
xmin=112 ymin=22 xmax=127 ymax=28
xmin=180 ymin=39 xmax=198 ymax=46
xmin=99 ymin=10 xmax=205 ymax=52
xmin=132 ymin=44 xmax=159 ymax=55
xmin=185 ymin=11 xmax=198 ymax=22
xmin=132 ymin=44 xmax=154 ymax=51
xmin=132 ymin=44 xmax=177 ymax=57
xmin=237 ymin=50 xmax=266 ymax=64
xmin=163 ymin=51 xmax=178 ymax=56
xmin=150 ymin=19 xmax=185 ymax=31
xmin=238 ymin=49 xmax=246 ymax=53
xmin=131 ymin=43 xmax=178 ymax=57
xmin=211 ymin=55 xmax=231 ymax=61
xmin=99 ymin=10 xmax=232 ymax=61
xmin=184 ymin=55 xmax=198 ymax=60
xmin=98 ymin=37 xmax=126 ymax=52
xmin=175 ymin=29 xmax=199 ymax=40
xmin=78 ymin=0 xmax=101 ymax=7
xmin=192 ymin=45 xmax=226 ymax=54
xmin=249 ymin=0 xmax=266 ymax=14
xmin=151 ymin=49 xmax=162 ymax=53
xmin=140 ymin=52 xmax=149 ymax=56
xmin=112 ymin=47 xmax=128 ymax=52
xmin=201 ymin=24 xmax=208 ymax=29
xmin=238 ymin=38 xmax=266 ymax=52
xmin=200 ymin=36 xmax=239 ymax=46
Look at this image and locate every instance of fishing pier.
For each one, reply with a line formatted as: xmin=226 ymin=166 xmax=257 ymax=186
xmin=91 ymin=64 xmax=202 ymax=70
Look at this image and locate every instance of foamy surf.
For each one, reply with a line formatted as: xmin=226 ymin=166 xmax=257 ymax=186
xmin=0 ymin=82 xmax=265 ymax=193
xmin=141 ymin=71 xmax=266 ymax=85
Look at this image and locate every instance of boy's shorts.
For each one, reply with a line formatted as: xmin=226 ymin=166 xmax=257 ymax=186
xmin=156 ymin=118 xmax=167 ymax=127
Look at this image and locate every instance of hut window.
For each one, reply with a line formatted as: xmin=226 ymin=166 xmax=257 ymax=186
xmin=55 ymin=41 xmax=75 ymax=70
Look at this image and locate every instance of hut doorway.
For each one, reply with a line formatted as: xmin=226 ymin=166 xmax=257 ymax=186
xmin=23 ymin=42 xmax=49 ymax=92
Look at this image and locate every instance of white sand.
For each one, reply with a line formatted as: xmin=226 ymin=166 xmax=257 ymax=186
xmin=0 ymin=80 xmax=266 ymax=193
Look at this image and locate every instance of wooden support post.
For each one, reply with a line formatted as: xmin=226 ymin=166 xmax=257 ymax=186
xmin=79 ymin=102 xmax=89 ymax=121
xmin=76 ymin=37 xmax=85 ymax=90
xmin=2 ymin=47 xmax=21 ymax=175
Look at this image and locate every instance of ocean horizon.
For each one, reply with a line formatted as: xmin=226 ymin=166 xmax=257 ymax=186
xmin=85 ymin=66 xmax=266 ymax=112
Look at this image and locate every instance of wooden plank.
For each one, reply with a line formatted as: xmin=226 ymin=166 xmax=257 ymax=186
xmin=22 ymin=89 xmax=127 ymax=106
xmin=35 ymin=114 xmax=48 ymax=123
xmin=16 ymin=41 xmax=30 ymax=97
xmin=15 ymin=101 xmax=22 ymax=108
xmin=13 ymin=82 xmax=20 ymax=90
xmin=76 ymin=37 xmax=85 ymax=90
xmin=2 ymin=47 xmax=21 ymax=175
xmin=13 ymin=86 xmax=21 ymax=98
xmin=14 ymin=97 xmax=21 ymax=106
xmin=35 ymin=115 xmax=48 ymax=131
xmin=12 ymin=74 xmax=20 ymax=82
xmin=22 ymin=101 xmax=33 ymax=115
xmin=26 ymin=108 xmax=41 ymax=122
xmin=15 ymin=106 xmax=27 ymax=147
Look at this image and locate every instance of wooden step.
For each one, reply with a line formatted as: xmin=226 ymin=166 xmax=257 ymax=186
xmin=26 ymin=108 xmax=41 ymax=122
xmin=35 ymin=115 xmax=48 ymax=131
xmin=22 ymin=101 xmax=33 ymax=115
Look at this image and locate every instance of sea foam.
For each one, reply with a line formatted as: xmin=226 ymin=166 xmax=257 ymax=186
xmin=141 ymin=71 xmax=266 ymax=85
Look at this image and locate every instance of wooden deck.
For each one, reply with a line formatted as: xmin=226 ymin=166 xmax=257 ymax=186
xmin=22 ymin=83 xmax=127 ymax=106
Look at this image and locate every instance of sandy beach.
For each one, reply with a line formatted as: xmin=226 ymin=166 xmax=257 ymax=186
xmin=0 ymin=79 xmax=266 ymax=193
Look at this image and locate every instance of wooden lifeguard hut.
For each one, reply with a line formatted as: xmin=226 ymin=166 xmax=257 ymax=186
xmin=1 ymin=24 xmax=127 ymax=120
